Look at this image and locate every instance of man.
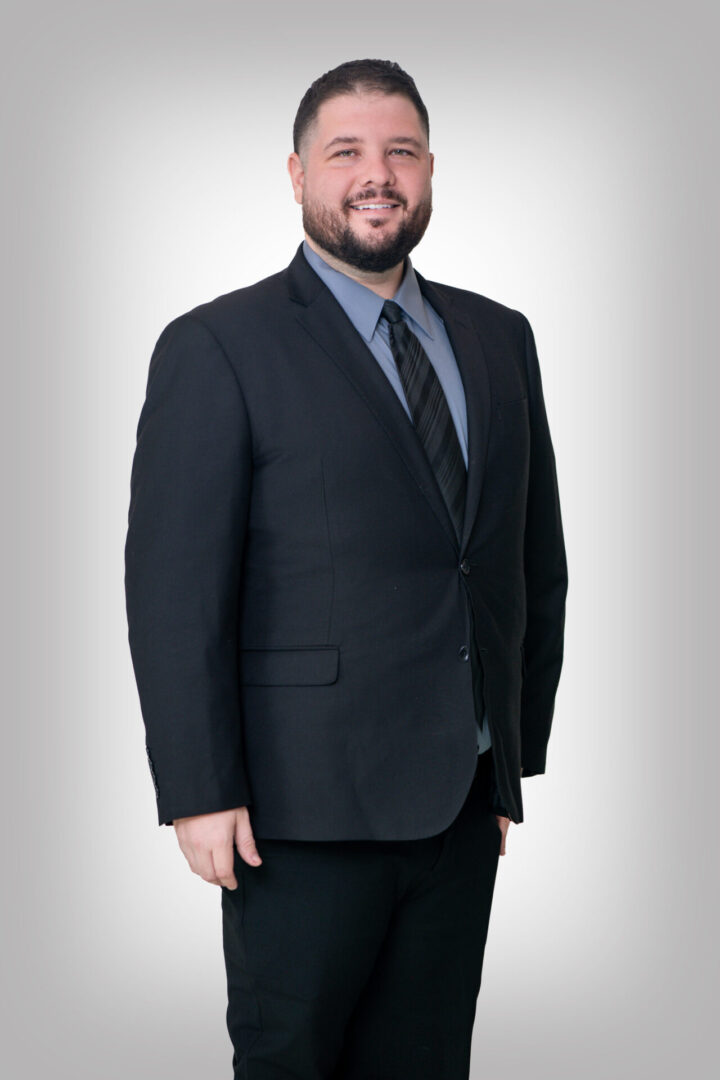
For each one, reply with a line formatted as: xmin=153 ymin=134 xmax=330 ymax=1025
xmin=125 ymin=59 xmax=567 ymax=1079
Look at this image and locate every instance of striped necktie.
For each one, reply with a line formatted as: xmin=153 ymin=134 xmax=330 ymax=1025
xmin=381 ymin=299 xmax=467 ymax=544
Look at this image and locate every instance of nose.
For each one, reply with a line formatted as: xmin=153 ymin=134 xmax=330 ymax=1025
xmin=361 ymin=151 xmax=396 ymax=189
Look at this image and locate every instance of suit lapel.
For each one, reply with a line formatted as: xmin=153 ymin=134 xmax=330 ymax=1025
xmin=414 ymin=272 xmax=492 ymax=554
xmin=285 ymin=245 xmax=491 ymax=556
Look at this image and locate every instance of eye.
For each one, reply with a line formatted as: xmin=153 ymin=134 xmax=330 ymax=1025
xmin=335 ymin=149 xmax=357 ymax=157
xmin=390 ymin=148 xmax=413 ymax=156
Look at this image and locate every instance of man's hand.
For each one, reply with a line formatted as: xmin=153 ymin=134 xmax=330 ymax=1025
xmin=495 ymin=814 xmax=511 ymax=856
xmin=173 ymin=806 xmax=262 ymax=890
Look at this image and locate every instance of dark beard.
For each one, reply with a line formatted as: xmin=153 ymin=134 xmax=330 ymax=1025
xmin=302 ymin=195 xmax=433 ymax=273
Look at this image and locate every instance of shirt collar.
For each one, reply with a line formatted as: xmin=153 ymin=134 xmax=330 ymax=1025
xmin=301 ymin=240 xmax=436 ymax=344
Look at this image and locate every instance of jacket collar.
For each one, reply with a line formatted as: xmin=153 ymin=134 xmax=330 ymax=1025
xmin=301 ymin=240 xmax=436 ymax=343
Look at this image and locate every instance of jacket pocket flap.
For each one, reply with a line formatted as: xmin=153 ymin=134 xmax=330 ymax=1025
xmin=239 ymin=646 xmax=339 ymax=686
xmin=495 ymin=395 xmax=528 ymax=418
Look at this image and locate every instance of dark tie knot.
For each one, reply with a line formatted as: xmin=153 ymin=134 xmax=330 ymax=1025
xmin=382 ymin=300 xmax=405 ymax=325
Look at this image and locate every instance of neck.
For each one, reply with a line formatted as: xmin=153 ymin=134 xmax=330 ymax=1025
xmin=304 ymin=235 xmax=404 ymax=299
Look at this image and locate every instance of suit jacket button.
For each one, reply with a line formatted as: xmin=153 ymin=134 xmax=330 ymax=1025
xmin=460 ymin=559 xmax=471 ymax=575
xmin=458 ymin=644 xmax=470 ymax=661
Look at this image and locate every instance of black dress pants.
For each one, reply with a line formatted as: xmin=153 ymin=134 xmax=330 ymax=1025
xmin=220 ymin=749 xmax=502 ymax=1079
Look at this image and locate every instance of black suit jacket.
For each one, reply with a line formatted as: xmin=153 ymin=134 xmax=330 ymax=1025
xmin=124 ymin=243 xmax=568 ymax=836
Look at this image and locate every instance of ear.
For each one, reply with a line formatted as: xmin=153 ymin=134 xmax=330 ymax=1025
xmin=287 ymin=152 xmax=305 ymax=205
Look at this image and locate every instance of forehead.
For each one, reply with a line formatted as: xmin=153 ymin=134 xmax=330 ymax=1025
xmin=312 ymin=91 xmax=426 ymax=145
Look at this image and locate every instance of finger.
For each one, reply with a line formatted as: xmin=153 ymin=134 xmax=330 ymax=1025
xmin=194 ymin=849 xmax=221 ymax=886
xmin=235 ymin=819 xmax=262 ymax=868
xmin=212 ymin=845 xmax=238 ymax=891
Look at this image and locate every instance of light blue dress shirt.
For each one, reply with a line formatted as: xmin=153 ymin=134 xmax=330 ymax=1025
xmin=302 ymin=241 xmax=491 ymax=753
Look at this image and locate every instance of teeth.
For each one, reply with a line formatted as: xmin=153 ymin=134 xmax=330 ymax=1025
xmin=353 ymin=204 xmax=395 ymax=209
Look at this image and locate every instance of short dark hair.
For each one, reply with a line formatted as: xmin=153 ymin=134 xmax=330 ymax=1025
xmin=293 ymin=59 xmax=430 ymax=157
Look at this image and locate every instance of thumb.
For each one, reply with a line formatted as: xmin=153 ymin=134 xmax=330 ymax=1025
xmin=235 ymin=811 xmax=262 ymax=868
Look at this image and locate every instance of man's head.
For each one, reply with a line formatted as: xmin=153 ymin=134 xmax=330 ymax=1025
xmin=288 ymin=59 xmax=434 ymax=277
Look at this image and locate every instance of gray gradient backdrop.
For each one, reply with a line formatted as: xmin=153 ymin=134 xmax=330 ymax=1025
xmin=2 ymin=0 xmax=717 ymax=1077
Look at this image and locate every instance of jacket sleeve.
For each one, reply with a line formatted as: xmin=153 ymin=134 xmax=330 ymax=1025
xmin=518 ymin=314 xmax=568 ymax=775
xmin=124 ymin=314 xmax=253 ymax=825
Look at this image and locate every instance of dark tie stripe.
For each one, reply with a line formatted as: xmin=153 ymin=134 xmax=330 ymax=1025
xmin=382 ymin=300 xmax=466 ymax=543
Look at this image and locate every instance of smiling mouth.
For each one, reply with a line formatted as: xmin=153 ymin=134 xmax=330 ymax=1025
xmin=349 ymin=202 xmax=401 ymax=212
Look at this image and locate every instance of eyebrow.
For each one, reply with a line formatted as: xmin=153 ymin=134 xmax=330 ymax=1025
xmin=323 ymin=135 xmax=424 ymax=152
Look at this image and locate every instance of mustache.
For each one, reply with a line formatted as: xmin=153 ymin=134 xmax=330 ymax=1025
xmin=345 ymin=189 xmax=407 ymax=208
